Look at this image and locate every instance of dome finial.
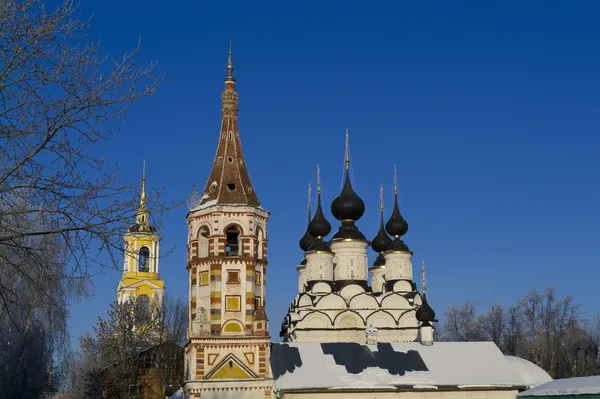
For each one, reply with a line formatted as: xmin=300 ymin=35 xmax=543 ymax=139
xmin=379 ymin=184 xmax=384 ymax=222
xmin=299 ymin=183 xmax=316 ymax=251
xmin=331 ymin=131 xmax=365 ymax=229
xmin=140 ymin=160 xmax=147 ymax=206
xmin=307 ymin=182 xmax=312 ymax=214
xmin=371 ymin=184 xmax=392 ymax=256
xmin=225 ymin=43 xmax=235 ymax=83
xmin=308 ymin=164 xmax=331 ymax=244
xmin=344 ymin=129 xmax=350 ymax=171
xmin=393 ymin=163 xmax=398 ymax=194
xmin=134 ymin=161 xmax=150 ymax=230
xmin=385 ymin=164 xmax=409 ymax=251
xmin=317 ymin=164 xmax=321 ymax=195
xmin=422 ymin=260 xmax=426 ymax=295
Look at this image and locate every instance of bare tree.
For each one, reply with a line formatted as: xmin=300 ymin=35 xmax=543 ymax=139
xmin=438 ymin=287 xmax=599 ymax=378
xmin=1 ymin=0 xmax=163 ymax=393
xmin=0 ymin=0 xmax=163 ymax=291
xmin=72 ymin=296 xmax=187 ymax=398
xmin=477 ymin=304 xmax=507 ymax=350
xmin=439 ymin=301 xmax=482 ymax=341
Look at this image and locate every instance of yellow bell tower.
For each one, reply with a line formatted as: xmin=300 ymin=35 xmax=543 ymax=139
xmin=116 ymin=164 xmax=165 ymax=307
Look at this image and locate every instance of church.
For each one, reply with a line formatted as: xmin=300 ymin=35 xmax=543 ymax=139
xmin=171 ymin=49 xmax=552 ymax=399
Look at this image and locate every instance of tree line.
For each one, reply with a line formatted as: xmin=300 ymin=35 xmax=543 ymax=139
xmin=1 ymin=0 xmax=164 ymax=396
xmin=436 ymin=286 xmax=600 ymax=378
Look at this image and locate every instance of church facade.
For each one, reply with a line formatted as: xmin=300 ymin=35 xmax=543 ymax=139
xmin=177 ymin=50 xmax=552 ymax=399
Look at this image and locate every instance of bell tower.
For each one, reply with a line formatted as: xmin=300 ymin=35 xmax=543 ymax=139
xmin=116 ymin=164 xmax=165 ymax=307
xmin=182 ymin=48 xmax=273 ymax=399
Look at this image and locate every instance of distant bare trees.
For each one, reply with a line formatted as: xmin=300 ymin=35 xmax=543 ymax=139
xmin=1 ymin=0 xmax=163 ymax=394
xmin=437 ymin=287 xmax=600 ymax=378
xmin=71 ymin=295 xmax=187 ymax=398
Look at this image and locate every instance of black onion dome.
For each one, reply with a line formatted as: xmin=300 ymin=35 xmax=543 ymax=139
xmin=385 ymin=194 xmax=408 ymax=238
xmin=371 ymin=214 xmax=392 ymax=253
xmin=299 ymin=212 xmax=316 ymax=252
xmin=308 ymin=193 xmax=331 ymax=239
xmin=308 ymin=240 xmax=331 ymax=252
xmin=416 ymin=294 xmax=437 ymax=322
xmin=331 ymin=173 xmax=365 ymax=222
xmin=372 ymin=254 xmax=386 ymax=267
xmin=299 ymin=228 xmax=316 ymax=252
xmin=387 ymin=238 xmax=409 ymax=252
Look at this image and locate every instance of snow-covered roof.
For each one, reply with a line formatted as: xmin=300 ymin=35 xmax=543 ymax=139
xmin=518 ymin=376 xmax=600 ymax=397
xmin=271 ymin=341 xmax=531 ymax=391
xmin=505 ymin=356 xmax=553 ymax=388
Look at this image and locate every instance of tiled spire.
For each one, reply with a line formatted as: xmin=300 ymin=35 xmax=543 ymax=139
xmin=198 ymin=47 xmax=260 ymax=208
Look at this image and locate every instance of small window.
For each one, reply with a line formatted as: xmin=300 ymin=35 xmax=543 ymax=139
xmin=255 ymin=271 xmax=261 ymax=287
xmin=226 ymin=183 xmax=236 ymax=191
xmin=227 ymin=156 xmax=233 ymax=162
xmin=138 ymin=247 xmax=150 ymax=272
xmin=225 ymin=296 xmax=241 ymax=311
xmin=199 ymin=271 xmax=209 ymax=286
xmin=225 ymin=226 xmax=240 ymax=257
xmin=227 ymin=270 xmax=240 ymax=284
xmin=254 ymin=297 xmax=261 ymax=310
xmin=135 ymin=294 xmax=151 ymax=324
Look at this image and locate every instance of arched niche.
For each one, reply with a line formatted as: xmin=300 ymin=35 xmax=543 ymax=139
xmin=334 ymin=310 xmax=363 ymax=329
xmin=348 ymin=292 xmax=379 ymax=310
xmin=222 ymin=320 xmax=244 ymax=335
xmin=298 ymin=294 xmax=314 ymax=308
xmin=315 ymin=293 xmax=347 ymax=310
xmin=197 ymin=225 xmax=210 ymax=258
xmin=338 ymin=284 xmax=365 ymax=301
xmin=255 ymin=227 xmax=265 ymax=259
xmin=366 ymin=310 xmax=396 ymax=328
xmin=224 ymin=224 xmax=242 ymax=257
xmin=138 ymin=246 xmax=150 ymax=272
xmin=381 ymin=293 xmax=411 ymax=310
xmin=301 ymin=311 xmax=332 ymax=329
xmin=398 ymin=311 xmax=419 ymax=328
xmin=135 ymin=294 xmax=152 ymax=324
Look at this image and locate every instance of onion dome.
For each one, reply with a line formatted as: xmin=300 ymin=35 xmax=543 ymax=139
xmin=385 ymin=192 xmax=408 ymax=238
xmin=308 ymin=190 xmax=331 ymax=240
xmin=372 ymin=254 xmax=386 ymax=267
xmin=331 ymin=173 xmax=365 ymax=222
xmin=331 ymin=132 xmax=367 ymax=240
xmin=308 ymin=168 xmax=332 ymax=252
xmin=299 ymin=209 xmax=316 ymax=252
xmin=387 ymin=238 xmax=409 ymax=252
xmin=371 ymin=204 xmax=392 ymax=253
xmin=416 ymin=294 xmax=437 ymax=324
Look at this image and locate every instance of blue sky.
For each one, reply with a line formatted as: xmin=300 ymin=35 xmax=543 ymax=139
xmin=69 ymin=1 xmax=600 ymax=343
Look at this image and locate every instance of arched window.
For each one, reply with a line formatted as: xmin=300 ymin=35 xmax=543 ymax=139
xmin=138 ymin=247 xmax=150 ymax=272
xmin=135 ymin=294 xmax=151 ymax=324
xmin=198 ymin=226 xmax=209 ymax=258
xmin=225 ymin=225 xmax=240 ymax=257
xmin=256 ymin=228 xmax=264 ymax=259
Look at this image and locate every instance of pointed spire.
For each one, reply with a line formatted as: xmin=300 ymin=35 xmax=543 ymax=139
xmin=140 ymin=160 xmax=147 ymax=208
xmin=422 ymin=261 xmax=426 ymax=296
xmin=197 ymin=48 xmax=260 ymax=208
xmin=331 ymin=131 xmax=365 ymax=229
xmin=371 ymin=184 xmax=392 ymax=254
xmin=133 ymin=161 xmax=151 ymax=231
xmin=299 ymin=183 xmax=316 ymax=252
xmin=225 ymin=42 xmax=235 ymax=83
xmin=385 ymin=164 xmax=409 ymax=239
xmin=308 ymin=165 xmax=332 ymax=247
xmin=344 ymin=129 xmax=350 ymax=171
